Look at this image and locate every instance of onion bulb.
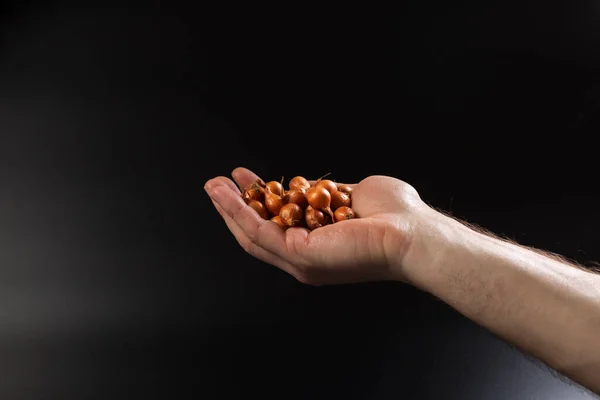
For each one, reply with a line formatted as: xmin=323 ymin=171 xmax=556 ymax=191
xmin=242 ymin=184 xmax=264 ymax=204
xmin=306 ymin=186 xmax=334 ymax=220
xmin=282 ymin=189 xmax=308 ymax=209
xmin=263 ymin=186 xmax=284 ymax=217
xmin=334 ymin=206 xmax=355 ymax=222
xmin=305 ymin=205 xmax=327 ymax=230
xmin=336 ymin=184 xmax=353 ymax=195
xmin=271 ymin=215 xmax=288 ymax=230
xmin=248 ymin=199 xmax=269 ymax=219
xmin=289 ymin=176 xmax=310 ymax=192
xmin=315 ymin=179 xmax=337 ymax=194
xmin=266 ymin=180 xmax=284 ymax=196
xmin=279 ymin=203 xmax=304 ymax=227
xmin=331 ymin=190 xmax=351 ymax=210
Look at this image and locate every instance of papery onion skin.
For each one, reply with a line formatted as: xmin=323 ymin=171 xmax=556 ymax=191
xmin=336 ymin=184 xmax=353 ymax=195
xmin=242 ymin=186 xmax=264 ymax=204
xmin=266 ymin=181 xmax=284 ymax=196
xmin=271 ymin=215 xmax=288 ymax=230
xmin=331 ymin=190 xmax=351 ymax=210
xmin=289 ymin=176 xmax=310 ymax=192
xmin=334 ymin=206 xmax=355 ymax=222
xmin=306 ymin=186 xmax=334 ymax=220
xmin=316 ymin=179 xmax=337 ymax=194
xmin=248 ymin=199 xmax=269 ymax=219
xmin=263 ymin=186 xmax=285 ymax=217
xmin=305 ymin=205 xmax=327 ymax=230
xmin=283 ymin=189 xmax=308 ymax=209
xmin=280 ymin=203 xmax=304 ymax=227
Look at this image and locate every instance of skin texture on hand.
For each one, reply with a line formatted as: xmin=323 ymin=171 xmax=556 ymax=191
xmin=204 ymin=167 xmax=429 ymax=285
xmin=206 ymin=167 xmax=600 ymax=394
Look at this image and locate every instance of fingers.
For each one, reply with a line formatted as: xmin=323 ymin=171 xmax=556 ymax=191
xmin=210 ymin=199 xmax=298 ymax=276
xmin=207 ymin=183 xmax=291 ymax=261
xmin=232 ymin=167 xmax=264 ymax=191
xmin=206 ymin=169 xmax=369 ymax=285
xmin=205 ymin=176 xmax=241 ymax=195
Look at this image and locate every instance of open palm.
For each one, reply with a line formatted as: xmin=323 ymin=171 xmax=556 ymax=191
xmin=205 ymin=167 xmax=425 ymax=285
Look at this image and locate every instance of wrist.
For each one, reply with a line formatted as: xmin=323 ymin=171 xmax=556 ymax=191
xmin=390 ymin=206 xmax=475 ymax=288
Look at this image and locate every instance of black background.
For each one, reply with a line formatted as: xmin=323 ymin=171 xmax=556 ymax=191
xmin=0 ymin=2 xmax=599 ymax=399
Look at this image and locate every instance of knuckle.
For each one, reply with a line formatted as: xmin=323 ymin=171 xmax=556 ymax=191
xmin=239 ymin=237 xmax=254 ymax=254
xmin=246 ymin=229 xmax=258 ymax=245
xmin=249 ymin=220 xmax=267 ymax=245
xmin=240 ymin=222 xmax=269 ymax=256
xmin=231 ymin=204 xmax=246 ymax=225
xmin=245 ymin=220 xmax=265 ymax=247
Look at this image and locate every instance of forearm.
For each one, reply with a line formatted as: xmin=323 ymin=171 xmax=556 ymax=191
xmin=404 ymin=209 xmax=600 ymax=393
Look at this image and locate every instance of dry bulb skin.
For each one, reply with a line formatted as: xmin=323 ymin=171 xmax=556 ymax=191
xmin=336 ymin=184 xmax=353 ymax=195
xmin=283 ymin=189 xmax=308 ymax=209
xmin=331 ymin=190 xmax=351 ymax=210
xmin=315 ymin=179 xmax=337 ymax=194
xmin=289 ymin=176 xmax=310 ymax=193
xmin=306 ymin=186 xmax=334 ymax=220
xmin=270 ymin=215 xmax=288 ymax=230
xmin=334 ymin=206 xmax=355 ymax=222
xmin=240 ymin=174 xmax=357 ymax=231
xmin=241 ymin=182 xmax=264 ymax=204
xmin=305 ymin=205 xmax=327 ymax=230
xmin=280 ymin=203 xmax=304 ymax=227
xmin=265 ymin=180 xmax=284 ymax=196
xmin=262 ymin=186 xmax=285 ymax=217
xmin=248 ymin=199 xmax=269 ymax=220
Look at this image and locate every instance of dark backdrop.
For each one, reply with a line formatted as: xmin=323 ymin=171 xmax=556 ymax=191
xmin=0 ymin=2 xmax=599 ymax=399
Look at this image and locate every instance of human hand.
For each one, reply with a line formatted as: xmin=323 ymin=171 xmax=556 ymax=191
xmin=205 ymin=167 xmax=433 ymax=285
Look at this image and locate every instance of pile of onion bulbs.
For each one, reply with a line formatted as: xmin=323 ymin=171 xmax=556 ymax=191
xmin=241 ymin=175 xmax=356 ymax=231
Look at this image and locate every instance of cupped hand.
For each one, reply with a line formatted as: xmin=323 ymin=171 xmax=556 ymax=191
xmin=205 ymin=167 xmax=430 ymax=285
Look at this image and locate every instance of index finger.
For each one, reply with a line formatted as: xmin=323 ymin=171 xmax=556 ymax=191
xmin=232 ymin=167 xmax=265 ymax=191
